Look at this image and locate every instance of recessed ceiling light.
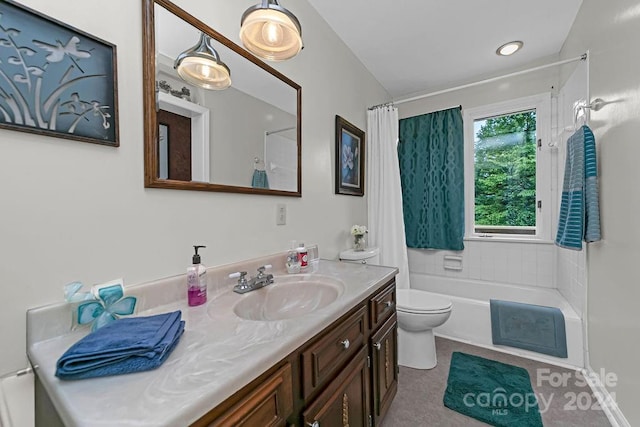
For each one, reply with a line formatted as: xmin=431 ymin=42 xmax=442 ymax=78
xmin=496 ymin=41 xmax=523 ymax=56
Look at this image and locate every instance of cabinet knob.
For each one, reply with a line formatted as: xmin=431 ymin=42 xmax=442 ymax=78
xmin=373 ymin=342 xmax=382 ymax=350
xmin=384 ymin=300 xmax=394 ymax=309
xmin=340 ymin=339 xmax=350 ymax=349
xmin=307 ymin=421 xmax=319 ymax=427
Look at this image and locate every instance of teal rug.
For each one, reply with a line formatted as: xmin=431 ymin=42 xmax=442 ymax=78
xmin=443 ymin=352 xmax=543 ymax=427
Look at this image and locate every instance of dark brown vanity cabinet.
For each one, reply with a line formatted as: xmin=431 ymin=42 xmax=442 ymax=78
xmin=194 ymin=278 xmax=397 ymax=427
xmin=302 ymin=279 xmax=398 ymax=427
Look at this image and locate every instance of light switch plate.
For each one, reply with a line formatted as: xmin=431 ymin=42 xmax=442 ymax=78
xmin=276 ymin=204 xmax=286 ymax=225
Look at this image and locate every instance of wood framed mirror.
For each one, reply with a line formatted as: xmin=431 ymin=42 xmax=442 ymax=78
xmin=143 ymin=0 xmax=302 ymax=196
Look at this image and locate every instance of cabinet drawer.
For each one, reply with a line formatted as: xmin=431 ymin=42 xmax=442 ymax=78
xmin=301 ymin=305 xmax=367 ymax=399
xmin=203 ymin=363 xmax=293 ymax=427
xmin=369 ymin=280 xmax=396 ymax=331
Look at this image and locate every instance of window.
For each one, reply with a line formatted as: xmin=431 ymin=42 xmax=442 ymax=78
xmin=464 ymin=94 xmax=552 ymax=240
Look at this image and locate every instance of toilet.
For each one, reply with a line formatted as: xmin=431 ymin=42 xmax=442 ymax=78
xmin=338 ymin=247 xmax=452 ymax=369
xmin=396 ymin=289 xmax=452 ymax=369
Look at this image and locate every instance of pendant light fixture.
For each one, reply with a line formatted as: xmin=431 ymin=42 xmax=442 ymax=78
xmin=240 ymin=0 xmax=303 ymax=61
xmin=174 ymin=32 xmax=231 ymax=90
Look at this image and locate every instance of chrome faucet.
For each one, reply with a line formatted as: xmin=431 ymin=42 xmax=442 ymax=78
xmin=231 ymin=265 xmax=274 ymax=294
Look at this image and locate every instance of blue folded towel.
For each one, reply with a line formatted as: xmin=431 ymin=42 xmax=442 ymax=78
xmin=56 ymin=311 xmax=184 ymax=380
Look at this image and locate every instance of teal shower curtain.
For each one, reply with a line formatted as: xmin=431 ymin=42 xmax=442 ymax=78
xmin=398 ymin=107 xmax=465 ymax=250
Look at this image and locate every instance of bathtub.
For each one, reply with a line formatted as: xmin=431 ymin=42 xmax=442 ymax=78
xmin=409 ymin=273 xmax=584 ymax=368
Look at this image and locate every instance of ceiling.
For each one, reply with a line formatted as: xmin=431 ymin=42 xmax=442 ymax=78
xmin=307 ymin=0 xmax=583 ymax=99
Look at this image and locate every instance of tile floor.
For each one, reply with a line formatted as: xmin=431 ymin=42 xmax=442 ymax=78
xmin=382 ymin=337 xmax=612 ymax=426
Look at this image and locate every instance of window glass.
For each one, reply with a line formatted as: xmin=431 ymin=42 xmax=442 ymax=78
xmin=474 ymin=110 xmax=537 ymax=235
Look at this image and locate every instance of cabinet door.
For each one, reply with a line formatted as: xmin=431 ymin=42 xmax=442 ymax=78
xmin=370 ymin=313 xmax=398 ymax=426
xmin=303 ymin=347 xmax=370 ymax=427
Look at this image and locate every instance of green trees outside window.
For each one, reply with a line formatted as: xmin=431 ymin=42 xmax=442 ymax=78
xmin=474 ymin=110 xmax=537 ymax=232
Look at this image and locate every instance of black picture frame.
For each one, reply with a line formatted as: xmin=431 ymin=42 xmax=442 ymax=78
xmin=0 ymin=0 xmax=119 ymax=146
xmin=335 ymin=115 xmax=365 ymax=196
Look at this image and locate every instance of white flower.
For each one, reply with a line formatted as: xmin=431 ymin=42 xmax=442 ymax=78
xmin=350 ymin=224 xmax=368 ymax=235
xmin=342 ymin=144 xmax=354 ymax=170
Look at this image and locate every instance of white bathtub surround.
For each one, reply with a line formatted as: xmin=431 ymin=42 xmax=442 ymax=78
xmin=27 ymin=256 xmax=397 ymax=426
xmin=366 ymin=106 xmax=410 ymax=290
xmin=408 ymin=240 xmax=555 ymax=289
xmin=554 ymin=60 xmax=589 ymax=319
xmin=555 ymin=245 xmax=587 ymax=317
xmin=409 ymin=273 xmax=584 ymax=368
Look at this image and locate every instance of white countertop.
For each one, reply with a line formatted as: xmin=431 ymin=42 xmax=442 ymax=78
xmin=27 ymin=257 xmax=397 ymax=427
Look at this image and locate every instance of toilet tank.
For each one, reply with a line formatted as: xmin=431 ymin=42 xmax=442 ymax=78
xmin=0 ymin=369 xmax=34 ymax=427
xmin=339 ymin=247 xmax=380 ymax=265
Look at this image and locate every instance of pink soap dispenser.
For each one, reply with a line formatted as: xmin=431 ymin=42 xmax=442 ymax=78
xmin=187 ymin=245 xmax=207 ymax=306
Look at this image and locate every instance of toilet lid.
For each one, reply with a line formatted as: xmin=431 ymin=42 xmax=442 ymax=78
xmin=396 ymin=289 xmax=452 ymax=313
xmin=339 ymin=247 xmax=380 ymax=261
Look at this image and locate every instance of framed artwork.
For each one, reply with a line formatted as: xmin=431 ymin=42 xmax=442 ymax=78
xmin=0 ymin=0 xmax=119 ymax=146
xmin=335 ymin=115 xmax=365 ymax=196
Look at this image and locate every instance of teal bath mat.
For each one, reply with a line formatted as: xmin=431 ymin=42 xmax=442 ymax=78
xmin=490 ymin=299 xmax=567 ymax=358
xmin=443 ymin=352 xmax=543 ymax=427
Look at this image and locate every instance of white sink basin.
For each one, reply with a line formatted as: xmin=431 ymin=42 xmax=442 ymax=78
xmin=232 ymin=275 xmax=345 ymax=321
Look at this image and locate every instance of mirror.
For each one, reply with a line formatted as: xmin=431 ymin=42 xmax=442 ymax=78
xmin=143 ymin=0 xmax=302 ymax=196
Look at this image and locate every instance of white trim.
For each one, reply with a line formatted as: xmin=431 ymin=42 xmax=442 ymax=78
xmin=464 ymin=236 xmax=553 ymax=245
xmin=583 ymin=49 xmax=592 ymax=375
xmin=463 ymin=92 xmax=553 ymax=241
xmin=157 ymin=92 xmax=210 ymax=182
xmin=582 ymin=365 xmax=630 ymax=427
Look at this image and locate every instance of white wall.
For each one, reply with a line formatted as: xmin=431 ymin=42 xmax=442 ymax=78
xmin=560 ymin=0 xmax=640 ymax=423
xmin=398 ymin=64 xmax=560 ymax=291
xmin=204 ymin=87 xmax=295 ymax=187
xmin=0 ymin=0 xmax=388 ymax=375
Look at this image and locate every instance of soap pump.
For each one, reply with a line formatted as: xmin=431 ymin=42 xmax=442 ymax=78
xmin=286 ymin=240 xmax=301 ymax=274
xmin=187 ymin=245 xmax=207 ymax=306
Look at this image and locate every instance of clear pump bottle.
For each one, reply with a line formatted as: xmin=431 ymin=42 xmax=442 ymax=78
xmin=286 ymin=240 xmax=301 ymax=273
xmin=187 ymin=245 xmax=207 ymax=306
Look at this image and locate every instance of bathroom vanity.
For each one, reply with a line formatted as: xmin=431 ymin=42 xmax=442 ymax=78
xmin=27 ymin=255 xmax=398 ymax=426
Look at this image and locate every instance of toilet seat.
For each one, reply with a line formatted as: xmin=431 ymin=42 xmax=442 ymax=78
xmin=396 ymin=289 xmax=452 ymax=314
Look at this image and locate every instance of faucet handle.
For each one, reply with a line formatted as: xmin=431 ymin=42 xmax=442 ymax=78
xmin=256 ymin=265 xmax=272 ymax=277
xmin=229 ymin=271 xmax=249 ymax=283
xmin=231 ymin=271 xmax=252 ymax=293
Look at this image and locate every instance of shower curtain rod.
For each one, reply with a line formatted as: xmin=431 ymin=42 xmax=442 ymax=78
xmin=379 ymin=53 xmax=588 ymax=107
xmin=368 ymin=101 xmax=395 ymax=111
xmin=266 ymin=126 xmax=296 ymax=135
